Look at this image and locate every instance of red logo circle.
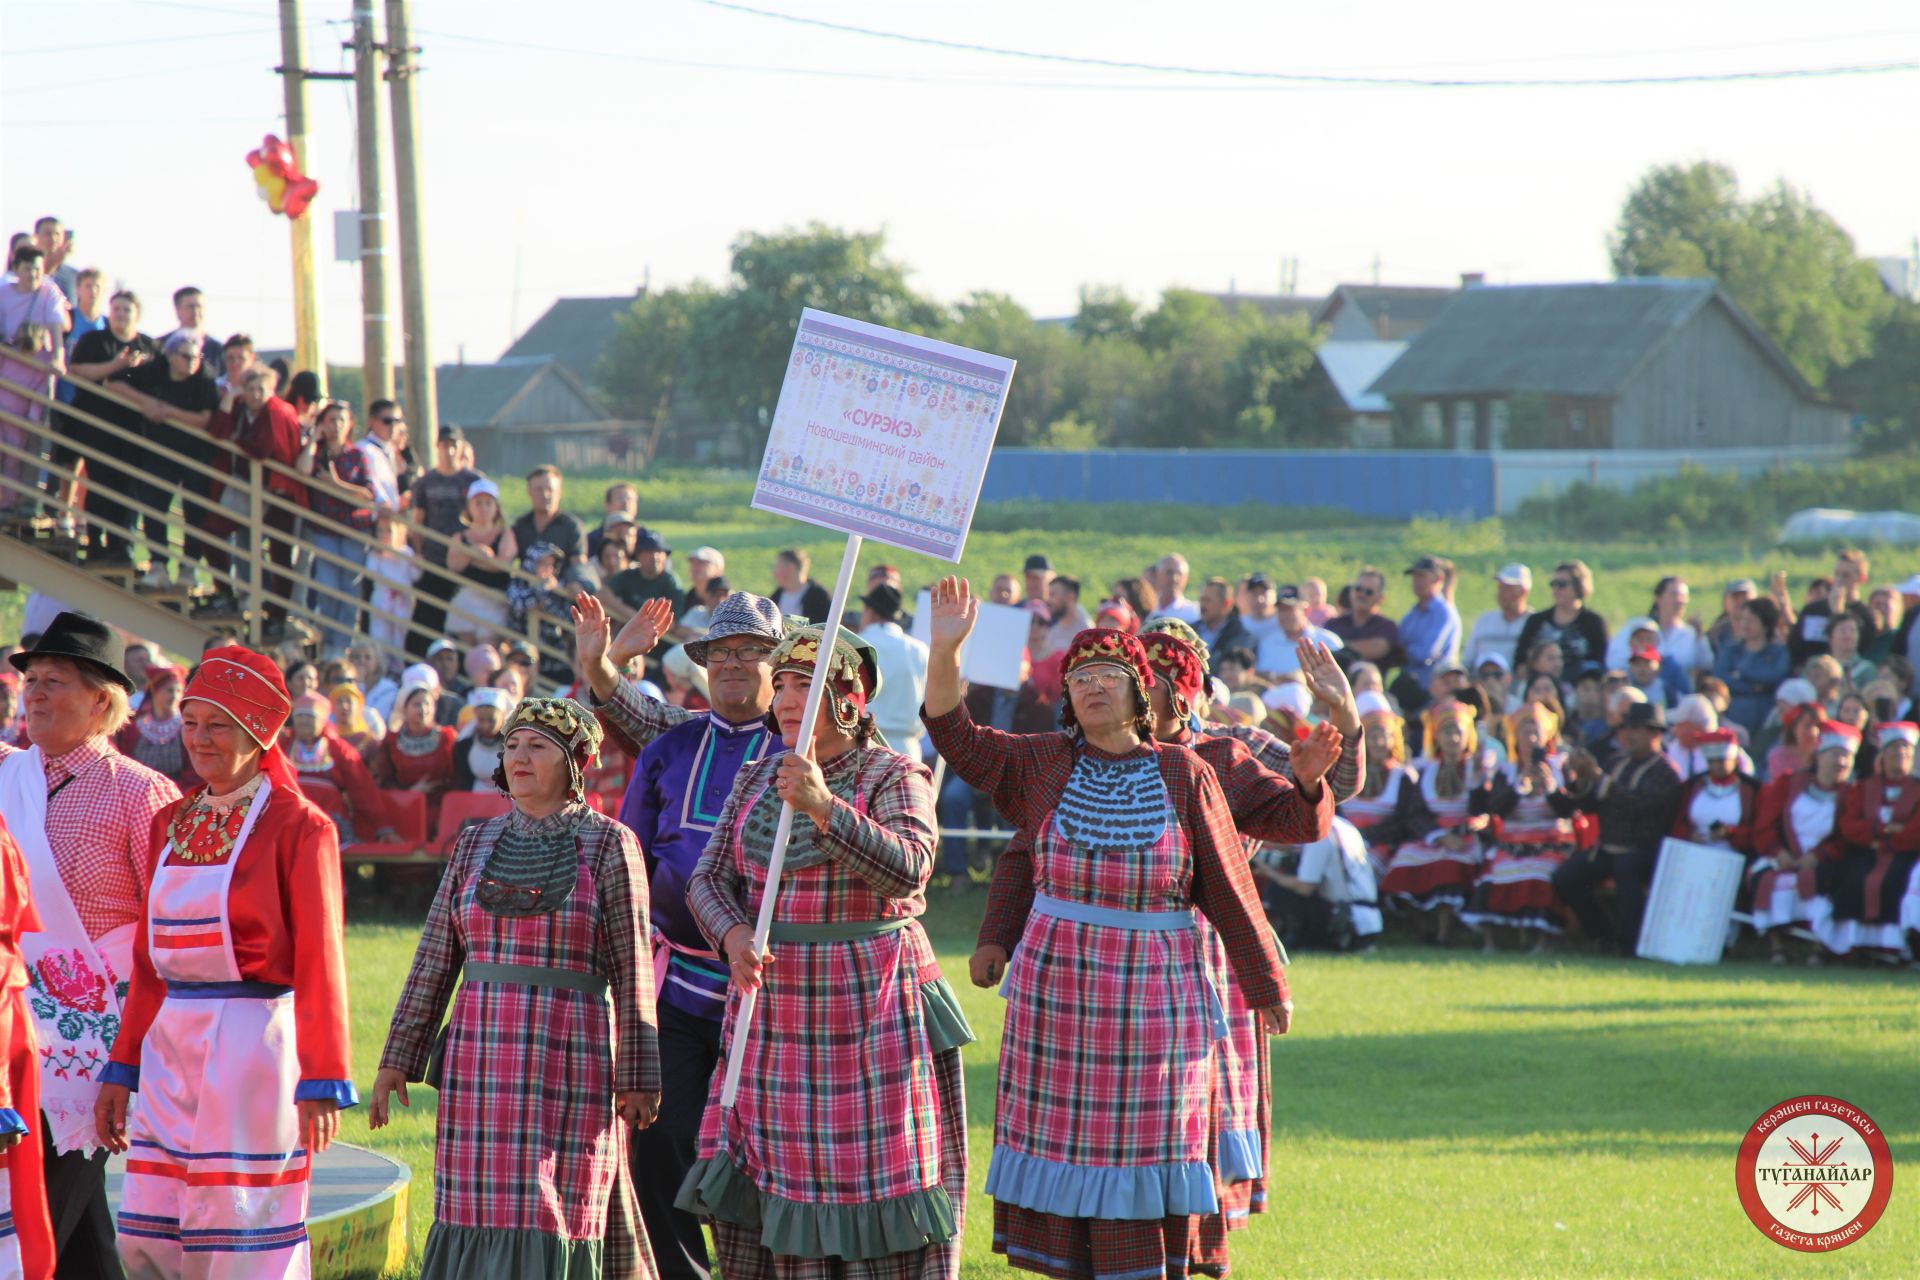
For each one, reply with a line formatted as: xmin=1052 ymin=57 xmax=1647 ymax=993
xmin=1736 ymin=1095 xmax=1893 ymax=1251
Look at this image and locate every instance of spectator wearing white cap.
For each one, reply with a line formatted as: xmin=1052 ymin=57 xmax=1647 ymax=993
xmin=1466 ymin=564 xmax=1533 ymax=670
xmin=1665 ymin=694 xmax=1756 ymax=778
xmin=444 ymin=476 xmax=516 ymax=645
xmin=1254 ymin=583 xmax=1343 ymax=677
xmin=1474 ymin=652 xmax=1515 ymax=716
xmin=682 ymin=545 xmax=725 ymax=613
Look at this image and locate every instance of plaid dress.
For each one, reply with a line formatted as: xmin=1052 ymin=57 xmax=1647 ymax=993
xmin=925 ymin=705 xmax=1283 ymax=1280
xmin=380 ymin=805 xmax=660 ymax=1279
xmin=678 ymin=746 xmax=970 ymax=1279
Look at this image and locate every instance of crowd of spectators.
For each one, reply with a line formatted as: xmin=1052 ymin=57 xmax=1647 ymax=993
xmin=6 ymin=213 xmax=1920 ymax=969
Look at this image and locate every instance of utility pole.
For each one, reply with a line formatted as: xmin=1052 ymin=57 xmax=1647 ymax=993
xmin=385 ymin=0 xmax=436 ymax=452
xmin=351 ymin=2 xmax=394 ymax=404
xmin=277 ymin=1 xmax=324 ymax=387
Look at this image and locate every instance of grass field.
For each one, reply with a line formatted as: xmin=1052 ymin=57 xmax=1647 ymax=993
xmin=341 ymin=905 xmax=1918 ymax=1280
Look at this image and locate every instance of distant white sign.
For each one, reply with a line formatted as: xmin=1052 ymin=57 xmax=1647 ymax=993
xmin=912 ymin=592 xmax=1028 ymax=691
xmin=751 ymin=309 xmax=1015 ymax=562
xmin=1636 ymin=838 xmax=1745 ymax=965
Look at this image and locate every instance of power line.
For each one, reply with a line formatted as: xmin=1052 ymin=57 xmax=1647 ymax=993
xmin=0 ymin=25 xmax=282 ymax=57
xmin=695 ymin=0 xmax=1920 ymax=88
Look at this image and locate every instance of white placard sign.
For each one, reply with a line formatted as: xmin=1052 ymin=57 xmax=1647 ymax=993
xmin=912 ymin=592 xmax=1028 ymax=691
xmin=750 ymin=308 xmax=1015 ymax=563
xmin=1635 ymin=837 xmax=1745 ymax=965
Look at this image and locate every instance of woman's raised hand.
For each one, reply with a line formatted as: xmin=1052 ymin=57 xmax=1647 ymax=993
xmin=928 ymin=576 xmax=979 ymax=651
xmin=571 ymin=592 xmax=611 ymax=666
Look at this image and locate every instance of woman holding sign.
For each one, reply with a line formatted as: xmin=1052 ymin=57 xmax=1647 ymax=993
xmin=676 ymin=625 xmax=973 ymax=1279
xmin=922 ymin=577 xmax=1288 ymax=1280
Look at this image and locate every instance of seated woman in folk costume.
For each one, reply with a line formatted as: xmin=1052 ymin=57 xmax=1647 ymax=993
xmin=1336 ymin=692 xmax=1428 ymax=881
xmin=287 ymin=691 xmax=394 ymax=845
xmin=1827 ymin=722 xmax=1920 ymax=959
xmin=1747 ymin=721 xmax=1857 ymax=966
xmin=1461 ymin=702 xmax=1576 ymax=953
xmin=1379 ymin=700 xmax=1493 ymax=944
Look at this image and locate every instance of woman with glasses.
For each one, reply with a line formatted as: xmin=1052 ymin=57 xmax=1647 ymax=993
xmin=676 ymin=623 xmax=970 ymax=1279
xmin=1512 ymin=560 xmax=1609 ymax=677
xmin=923 ymin=578 xmax=1286 ymax=1280
xmin=371 ymin=697 xmax=662 ymax=1279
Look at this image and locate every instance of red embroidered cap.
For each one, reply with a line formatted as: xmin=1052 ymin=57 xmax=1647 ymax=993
xmin=184 ymin=647 xmax=293 ymax=749
xmin=1063 ymin=628 xmax=1156 ymax=689
xmin=1140 ymin=631 xmax=1205 ymax=705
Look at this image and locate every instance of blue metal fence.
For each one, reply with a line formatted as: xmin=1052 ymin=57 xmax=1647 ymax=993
xmin=978 ymin=449 xmax=1496 ymax=520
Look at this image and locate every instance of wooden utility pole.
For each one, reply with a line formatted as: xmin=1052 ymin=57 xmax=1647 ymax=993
xmin=278 ymin=1 xmax=324 ymax=387
xmin=351 ymin=2 xmax=394 ymax=404
xmin=385 ymin=0 xmax=436 ymax=452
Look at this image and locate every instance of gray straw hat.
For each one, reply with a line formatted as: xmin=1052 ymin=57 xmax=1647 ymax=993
xmin=684 ymin=592 xmax=785 ymax=667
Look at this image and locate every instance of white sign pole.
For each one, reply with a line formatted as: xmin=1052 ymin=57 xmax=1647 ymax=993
xmin=719 ymin=532 xmax=864 ymax=1110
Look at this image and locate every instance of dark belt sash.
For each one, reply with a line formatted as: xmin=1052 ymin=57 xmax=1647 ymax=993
xmin=766 ymin=916 xmax=912 ymax=944
xmin=461 ymin=961 xmax=609 ymax=997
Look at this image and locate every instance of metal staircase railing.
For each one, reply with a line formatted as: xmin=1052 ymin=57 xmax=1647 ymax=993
xmin=0 ymin=351 xmax=578 ymax=682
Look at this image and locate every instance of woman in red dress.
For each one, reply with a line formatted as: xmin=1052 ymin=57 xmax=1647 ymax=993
xmin=0 ymin=814 xmax=53 ymax=1280
xmin=373 ymin=680 xmax=457 ymax=826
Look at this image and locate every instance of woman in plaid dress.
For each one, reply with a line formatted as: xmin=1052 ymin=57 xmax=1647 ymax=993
xmin=372 ymin=698 xmax=662 ymax=1279
xmin=676 ymin=626 xmax=972 ymax=1280
xmin=923 ymin=578 xmax=1289 ymax=1280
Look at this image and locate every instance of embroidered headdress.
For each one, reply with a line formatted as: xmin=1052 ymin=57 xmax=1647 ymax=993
xmin=767 ymin=626 xmax=881 ymax=740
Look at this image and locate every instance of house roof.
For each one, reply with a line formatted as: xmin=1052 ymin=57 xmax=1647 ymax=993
xmin=1366 ymin=278 xmax=1819 ymax=401
xmin=1315 ymin=285 xmax=1457 ymax=340
xmin=1315 ymin=340 xmax=1407 ymax=413
xmin=435 ymin=358 xmax=609 ymax=428
xmin=500 ymin=295 xmax=637 ymax=383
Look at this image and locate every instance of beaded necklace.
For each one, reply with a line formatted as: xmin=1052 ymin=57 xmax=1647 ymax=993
xmin=169 ymin=773 xmax=266 ymax=865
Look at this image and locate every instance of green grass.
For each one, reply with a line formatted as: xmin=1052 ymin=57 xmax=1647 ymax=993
xmin=343 ymin=907 xmax=1918 ymax=1279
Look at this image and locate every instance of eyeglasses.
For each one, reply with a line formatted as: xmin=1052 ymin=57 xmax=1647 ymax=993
xmin=1065 ymin=669 xmax=1130 ymax=692
xmin=1549 ymin=578 xmax=1573 ymax=589
xmin=1351 ymin=585 xmax=1378 ymax=597
xmin=475 ymin=877 xmax=543 ymax=912
xmin=705 ymin=644 xmax=774 ymax=666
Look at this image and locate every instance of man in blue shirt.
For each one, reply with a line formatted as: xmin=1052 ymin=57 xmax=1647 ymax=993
xmin=578 ymin=589 xmax=787 ymax=1280
xmin=1399 ymin=555 xmax=1462 ymax=693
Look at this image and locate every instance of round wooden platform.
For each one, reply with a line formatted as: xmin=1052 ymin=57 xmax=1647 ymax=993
xmin=107 ymin=1142 xmax=410 ymax=1278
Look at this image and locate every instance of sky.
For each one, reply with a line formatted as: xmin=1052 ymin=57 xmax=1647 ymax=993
xmin=3 ymin=0 xmax=1917 ymax=372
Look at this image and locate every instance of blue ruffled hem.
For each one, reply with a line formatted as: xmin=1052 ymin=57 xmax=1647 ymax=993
xmin=295 ymin=1079 xmax=362 ymax=1108
xmin=1217 ymin=1128 xmax=1263 ymax=1183
xmin=0 ymin=1109 xmax=26 ymax=1137
xmin=985 ymin=1146 xmax=1219 ymax=1219
xmin=98 ymin=1061 xmax=140 ymax=1090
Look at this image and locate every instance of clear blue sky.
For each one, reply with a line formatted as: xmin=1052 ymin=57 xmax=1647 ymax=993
xmin=4 ymin=0 xmax=1915 ymax=368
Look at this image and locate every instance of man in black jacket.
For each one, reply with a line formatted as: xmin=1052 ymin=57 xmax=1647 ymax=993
xmin=1550 ymin=701 xmax=1684 ymax=952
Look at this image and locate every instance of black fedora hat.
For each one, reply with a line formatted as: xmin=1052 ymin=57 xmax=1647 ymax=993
xmin=8 ymin=611 xmax=133 ymax=691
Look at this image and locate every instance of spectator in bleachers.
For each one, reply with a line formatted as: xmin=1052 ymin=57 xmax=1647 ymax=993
xmin=208 ymin=364 xmax=304 ymax=635
xmin=0 ymin=322 xmax=53 ymax=519
xmin=298 ymin=399 xmax=375 ymax=654
xmin=585 ymin=481 xmax=639 ymax=560
xmin=1106 ymin=575 xmax=1158 ymax=625
xmin=112 ymin=662 xmax=198 ymax=790
xmin=1461 ymin=701 xmax=1574 ymax=952
xmin=607 ymin=528 xmax=681 ymax=617
xmin=1760 ymin=681 xmax=1823 ymax=780
xmin=1713 ymin=596 xmax=1790 ymax=740
xmin=1256 ymin=584 xmax=1343 ymax=678
xmin=1462 ymin=563 xmax=1532 ymax=668
xmin=1300 ymin=576 xmax=1337 ymax=627
xmin=769 ymin=546 xmax=831 ymax=624
xmin=449 ymin=687 xmax=514 ymax=794
xmin=1399 ymin=556 xmax=1463 ymax=696
xmin=1326 ymin=566 xmax=1400 ymax=669
xmin=56 ymin=267 xmax=106 ymax=413
xmin=1791 ymin=550 xmax=1876 ymax=667
xmin=1665 ymin=694 xmax=1749 ymax=778
xmin=444 ymin=478 xmax=514 ymax=645
xmin=513 ymin=464 xmax=593 ymax=589
xmin=1514 ymin=560 xmax=1608 ymax=676
xmin=1474 ymin=653 xmax=1514 ymax=716
xmin=157 ymin=285 xmax=222 ymax=376
xmin=284 ymin=660 xmax=320 ymax=702
xmin=511 ymin=542 xmax=576 ymax=683
xmin=1150 ymin=553 xmax=1200 ymax=623
xmin=658 ymin=644 xmax=709 ymax=711
xmin=370 ymin=676 xmax=456 ymax=825
xmin=31 ymin=214 xmax=77 ymax=301
xmin=329 ymin=682 xmax=383 ymax=758
xmin=288 ymin=691 xmax=393 ymax=844
xmin=403 ymin=422 xmax=480 ymax=656
xmin=1379 ymin=700 xmax=1489 ymax=944
xmin=593 ymin=534 xmax=629 ymax=592
xmin=1 ymin=245 xmax=68 ymax=376
xmin=124 ymin=329 xmax=220 ymax=586
xmin=1194 ymin=576 xmax=1249 ymax=672
xmin=1705 ymin=578 xmax=1756 ymax=657
xmin=355 ymin=398 xmax=405 ymax=511
xmin=1865 ymin=585 xmax=1902 ymax=662
xmin=681 ymin=546 xmax=725 ymax=615
xmin=1827 ymin=612 xmax=1877 ymax=692
xmin=1650 ymin=576 xmax=1713 ymax=676
xmin=366 ymin=509 xmax=419 ymax=653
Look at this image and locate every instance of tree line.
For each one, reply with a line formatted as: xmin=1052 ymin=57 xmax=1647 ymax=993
xmin=593 ymin=162 xmax=1917 ymax=462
